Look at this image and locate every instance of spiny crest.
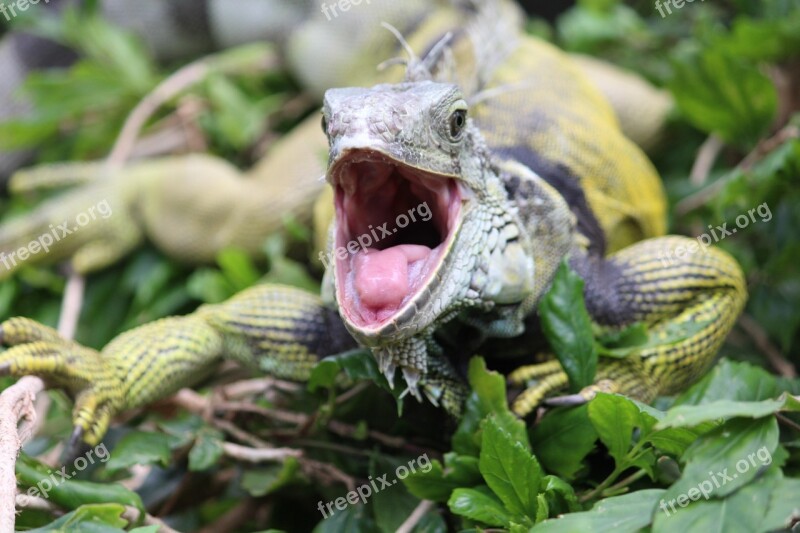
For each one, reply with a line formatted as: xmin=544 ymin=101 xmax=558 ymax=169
xmin=378 ymin=22 xmax=455 ymax=83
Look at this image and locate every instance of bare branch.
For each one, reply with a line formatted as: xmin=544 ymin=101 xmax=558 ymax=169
xmin=0 ymin=377 xmax=45 ymax=531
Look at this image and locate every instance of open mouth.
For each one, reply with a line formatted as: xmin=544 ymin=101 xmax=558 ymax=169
xmin=331 ymin=150 xmax=462 ymax=330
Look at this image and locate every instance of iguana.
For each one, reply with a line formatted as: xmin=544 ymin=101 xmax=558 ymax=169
xmin=0 ymin=0 xmax=672 ymax=275
xmin=0 ymin=2 xmax=744 ymax=447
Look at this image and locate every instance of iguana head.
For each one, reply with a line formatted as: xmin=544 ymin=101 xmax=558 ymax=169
xmin=321 ymin=80 xmax=535 ymax=404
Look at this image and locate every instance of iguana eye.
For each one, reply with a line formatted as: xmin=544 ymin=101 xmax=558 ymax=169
xmin=448 ymin=109 xmax=467 ymax=140
xmin=321 ymin=114 xmax=329 ymax=134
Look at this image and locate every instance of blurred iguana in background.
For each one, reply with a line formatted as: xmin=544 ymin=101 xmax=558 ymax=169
xmin=0 ymin=0 xmax=672 ymax=276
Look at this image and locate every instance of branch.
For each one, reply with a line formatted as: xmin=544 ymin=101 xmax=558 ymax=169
xmin=397 ymin=500 xmax=435 ymax=533
xmin=738 ymin=314 xmax=796 ymax=378
xmin=0 ymin=377 xmax=45 ymax=531
xmin=107 ymin=44 xmax=279 ymax=167
xmin=689 ymin=134 xmax=724 ymax=187
xmin=221 ymin=442 xmax=302 ymax=463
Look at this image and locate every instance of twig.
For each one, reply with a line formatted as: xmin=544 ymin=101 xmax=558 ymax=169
xmin=107 ymin=44 xmax=279 ymax=167
xmin=221 ymin=442 xmax=302 ymax=463
xmin=197 ymin=499 xmax=257 ymax=533
xmin=121 ymin=505 xmax=181 ymax=533
xmin=601 ymin=468 xmax=647 ymax=495
xmin=56 ymin=271 xmax=85 ymax=341
xmin=15 ymin=494 xmax=59 ymax=513
xmin=212 ymin=419 xmax=271 ymax=449
xmin=738 ymin=124 xmax=799 ymax=172
xmin=397 ymin=500 xmax=435 ymax=533
xmin=776 ymin=413 xmax=800 ymax=433
xmin=738 ymin=314 xmax=796 ymax=378
xmin=334 ymin=381 xmax=370 ymax=405
xmin=299 ymin=457 xmax=357 ymax=491
xmin=689 ymin=134 xmax=724 ymax=186
xmin=221 ymin=377 xmax=300 ymax=400
xmin=676 ymin=125 xmax=799 ymax=215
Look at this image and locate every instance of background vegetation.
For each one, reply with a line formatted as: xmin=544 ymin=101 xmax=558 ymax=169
xmin=0 ymin=0 xmax=798 ymax=531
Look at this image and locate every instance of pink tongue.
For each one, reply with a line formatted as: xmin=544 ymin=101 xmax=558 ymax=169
xmin=353 ymin=246 xmax=431 ymax=311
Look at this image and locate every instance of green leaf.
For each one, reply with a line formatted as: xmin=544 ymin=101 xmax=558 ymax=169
xmin=104 ymin=431 xmax=171 ymax=472
xmin=587 ymin=393 xmax=640 ymax=468
xmin=372 ymin=460 xmax=425 ymax=533
xmin=17 ymin=455 xmax=144 ymax=514
xmin=403 ymin=460 xmax=454 ymax=502
xmin=540 ymin=475 xmax=581 ymax=517
xmin=479 ymin=416 xmax=542 ymax=523
xmin=314 ymin=503 xmax=381 ymax=533
xmin=307 ymin=349 xmax=388 ymax=392
xmin=760 ymin=475 xmax=800 ymax=531
xmin=262 ymin=234 xmax=321 ymax=292
xmin=453 ymin=357 xmax=527 ymax=456
xmin=448 ymin=486 xmax=511 ymax=528
xmin=217 ymin=247 xmax=261 ymax=290
xmin=595 ymin=322 xmax=649 ymax=358
xmin=664 ymin=416 xmax=779 ymax=500
xmin=675 ymin=359 xmax=780 ymax=405
xmin=532 ymin=489 xmax=664 ymax=532
xmin=656 ymin=392 xmax=800 ymax=429
xmin=241 ymin=457 xmax=299 ymax=497
xmin=668 ymin=46 xmax=777 ymax=146
xmin=652 ymin=469 xmax=792 ymax=533
xmin=29 ymin=503 xmax=128 ymax=532
xmin=538 ymin=261 xmax=597 ymax=392
xmin=558 ymin=3 xmax=646 ymax=53
xmin=188 ymin=428 xmax=225 ymax=472
xmin=531 ymin=405 xmax=598 ymax=479
xmin=403 ymin=454 xmax=481 ymax=503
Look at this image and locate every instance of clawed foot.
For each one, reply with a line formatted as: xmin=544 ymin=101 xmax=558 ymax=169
xmin=509 ymin=359 xmax=625 ymax=416
xmin=0 ymin=318 xmax=125 ymax=445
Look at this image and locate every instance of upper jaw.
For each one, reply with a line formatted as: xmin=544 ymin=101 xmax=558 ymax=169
xmin=326 ymin=148 xmax=464 ymax=342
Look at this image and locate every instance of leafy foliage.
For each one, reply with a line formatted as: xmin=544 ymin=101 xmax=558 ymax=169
xmin=1 ymin=0 xmax=800 ymax=531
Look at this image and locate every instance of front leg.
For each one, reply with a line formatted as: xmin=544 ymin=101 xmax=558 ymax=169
xmin=511 ymin=236 xmax=747 ymax=414
xmin=0 ymin=284 xmax=357 ymax=445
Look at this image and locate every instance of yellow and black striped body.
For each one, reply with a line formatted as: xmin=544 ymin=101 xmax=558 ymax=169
xmin=470 ymin=38 xmax=746 ymax=414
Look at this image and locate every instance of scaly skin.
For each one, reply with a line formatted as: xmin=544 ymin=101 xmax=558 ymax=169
xmin=0 ymin=0 xmax=672 ymax=277
xmin=0 ymin=285 xmax=357 ymax=444
xmin=0 ymin=3 xmax=736 ymax=446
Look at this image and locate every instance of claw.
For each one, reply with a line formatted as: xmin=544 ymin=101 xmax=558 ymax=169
xmin=544 ymin=393 xmax=590 ymax=406
xmin=421 ymin=382 xmax=442 ymax=407
xmin=66 ymin=426 xmax=86 ymax=458
xmin=401 ymin=367 xmax=422 ymax=401
xmin=376 ymin=349 xmax=397 ymax=388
